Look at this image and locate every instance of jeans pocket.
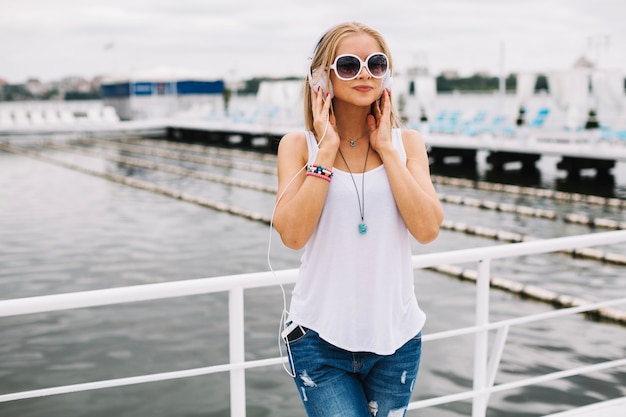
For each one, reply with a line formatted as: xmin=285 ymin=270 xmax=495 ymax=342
xmin=284 ymin=325 xmax=309 ymax=345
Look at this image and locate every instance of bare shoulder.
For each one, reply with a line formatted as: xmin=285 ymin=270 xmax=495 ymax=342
xmin=277 ymin=131 xmax=308 ymax=164
xmin=400 ymin=128 xmax=427 ymax=158
xmin=280 ymin=131 xmax=307 ymax=144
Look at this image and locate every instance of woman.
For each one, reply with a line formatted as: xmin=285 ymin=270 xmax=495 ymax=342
xmin=273 ymin=22 xmax=444 ymax=417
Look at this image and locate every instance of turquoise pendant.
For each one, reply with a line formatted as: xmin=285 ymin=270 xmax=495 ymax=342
xmin=350 ymin=140 xmax=356 ymax=147
xmin=358 ymin=223 xmax=367 ymax=234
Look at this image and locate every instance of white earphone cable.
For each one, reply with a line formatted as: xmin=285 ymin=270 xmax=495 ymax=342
xmin=267 ymin=119 xmax=329 ymax=377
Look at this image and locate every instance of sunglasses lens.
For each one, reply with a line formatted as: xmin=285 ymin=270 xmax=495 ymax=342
xmin=367 ymin=54 xmax=388 ymax=77
xmin=335 ymin=56 xmax=361 ymax=79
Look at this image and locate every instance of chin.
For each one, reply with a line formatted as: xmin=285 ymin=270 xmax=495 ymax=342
xmin=353 ymin=94 xmax=378 ymax=106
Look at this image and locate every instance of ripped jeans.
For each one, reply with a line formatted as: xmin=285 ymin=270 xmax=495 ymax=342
xmin=288 ymin=328 xmax=422 ymax=417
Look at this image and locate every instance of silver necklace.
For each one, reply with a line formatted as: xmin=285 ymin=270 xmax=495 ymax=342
xmin=345 ymin=134 xmax=368 ymax=147
xmin=338 ymin=141 xmax=370 ymax=234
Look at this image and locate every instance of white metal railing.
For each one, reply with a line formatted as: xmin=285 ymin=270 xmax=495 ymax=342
xmin=1 ymin=230 xmax=626 ymax=416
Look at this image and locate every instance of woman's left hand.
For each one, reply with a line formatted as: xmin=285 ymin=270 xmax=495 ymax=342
xmin=367 ymin=88 xmax=393 ymax=153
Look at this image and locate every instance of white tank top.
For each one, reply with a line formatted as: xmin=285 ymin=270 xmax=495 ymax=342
xmin=288 ymin=129 xmax=426 ymax=355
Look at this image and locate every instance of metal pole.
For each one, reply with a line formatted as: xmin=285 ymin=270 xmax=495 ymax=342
xmin=497 ymin=41 xmax=506 ymax=139
xmin=472 ymin=258 xmax=491 ymax=417
xmin=229 ymin=287 xmax=246 ymax=417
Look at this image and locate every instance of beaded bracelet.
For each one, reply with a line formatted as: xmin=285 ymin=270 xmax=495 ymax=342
xmin=306 ymin=164 xmax=333 ymax=182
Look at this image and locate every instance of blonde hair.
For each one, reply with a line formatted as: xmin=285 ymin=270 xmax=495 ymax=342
xmin=304 ymin=22 xmax=401 ymax=131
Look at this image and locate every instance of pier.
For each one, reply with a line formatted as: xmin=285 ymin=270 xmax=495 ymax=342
xmin=164 ymin=121 xmax=626 ymax=180
xmin=162 ymin=121 xmax=626 ymax=180
xmin=2 ymin=117 xmax=626 ymax=180
xmin=165 ymin=121 xmax=285 ymax=154
xmin=0 ymin=97 xmax=626 ymax=179
xmin=423 ymin=131 xmax=626 ymax=179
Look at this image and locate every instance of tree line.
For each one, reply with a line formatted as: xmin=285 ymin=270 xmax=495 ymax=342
xmin=435 ymin=74 xmax=548 ymax=93
xmin=5 ymin=73 xmax=626 ymax=101
xmin=234 ymin=74 xmax=551 ymax=95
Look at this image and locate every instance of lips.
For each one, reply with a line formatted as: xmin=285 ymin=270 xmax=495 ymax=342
xmin=354 ymin=85 xmax=373 ymax=92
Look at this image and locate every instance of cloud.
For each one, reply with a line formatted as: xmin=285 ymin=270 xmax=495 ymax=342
xmin=0 ymin=0 xmax=624 ymax=83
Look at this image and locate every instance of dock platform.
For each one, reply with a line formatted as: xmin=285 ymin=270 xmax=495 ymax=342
xmin=425 ymin=131 xmax=626 ymax=178
xmin=3 ymin=118 xmax=626 ymax=179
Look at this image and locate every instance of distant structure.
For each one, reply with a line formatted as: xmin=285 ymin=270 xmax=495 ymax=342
xmin=440 ymin=70 xmax=460 ymax=79
xmin=573 ymin=55 xmax=595 ymax=69
xmin=101 ymin=67 xmax=225 ymax=120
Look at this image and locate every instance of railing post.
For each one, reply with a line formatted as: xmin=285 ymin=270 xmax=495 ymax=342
xmin=229 ymin=287 xmax=246 ymax=417
xmin=472 ymin=258 xmax=490 ymax=417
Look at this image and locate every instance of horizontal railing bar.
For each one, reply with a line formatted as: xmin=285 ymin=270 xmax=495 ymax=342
xmin=4 ymin=348 xmax=624 ymax=406
xmin=2 ymin=231 xmax=625 ymax=411
xmin=423 ymin=297 xmax=626 ymax=342
xmin=2 ymin=296 xmax=624 ymax=403
xmin=0 ymin=356 xmax=286 ymax=403
xmin=408 ymin=357 xmax=626 ymax=410
xmin=487 ymin=357 xmax=626 ymax=395
xmin=411 ymin=230 xmax=626 ymax=269
xmin=2 ymin=231 xmax=625 ymax=318
xmin=0 ymin=269 xmax=297 ymax=318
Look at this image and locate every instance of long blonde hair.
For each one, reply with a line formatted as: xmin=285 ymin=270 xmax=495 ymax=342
xmin=304 ymin=22 xmax=400 ymax=131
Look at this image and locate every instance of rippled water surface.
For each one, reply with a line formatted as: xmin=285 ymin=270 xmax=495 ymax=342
xmin=1 ymin=136 xmax=625 ymax=417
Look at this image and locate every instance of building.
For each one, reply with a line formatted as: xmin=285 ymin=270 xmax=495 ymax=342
xmin=101 ymin=67 xmax=225 ymax=120
xmin=440 ymin=70 xmax=460 ymax=79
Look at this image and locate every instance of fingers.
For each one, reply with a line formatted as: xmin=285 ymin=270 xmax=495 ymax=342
xmin=371 ymin=89 xmax=391 ymax=127
xmin=367 ymin=113 xmax=377 ymax=132
xmin=380 ymin=89 xmax=391 ymax=121
xmin=312 ymin=87 xmax=329 ymax=107
xmin=311 ymin=87 xmax=337 ymax=146
xmin=311 ymin=87 xmax=325 ymax=130
xmin=373 ymin=96 xmax=382 ymax=120
xmin=311 ymin=87 xmax=331 ymax=121
xmin=368 ymin=90 xmax=393 ymax=152
xmin=322 ymin=91 xmax=332 ymax=116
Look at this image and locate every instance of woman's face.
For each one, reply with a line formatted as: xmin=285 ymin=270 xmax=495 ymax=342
xmin=330 ymin=33 xmax=385 ymax=106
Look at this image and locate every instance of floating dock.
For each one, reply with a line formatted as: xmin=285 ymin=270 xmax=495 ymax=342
xmin=2 ymin=118 xmax=626 ymax=179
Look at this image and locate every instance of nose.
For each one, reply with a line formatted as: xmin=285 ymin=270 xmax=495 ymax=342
xmin=356 ymin=64 xmax=370 ymax=79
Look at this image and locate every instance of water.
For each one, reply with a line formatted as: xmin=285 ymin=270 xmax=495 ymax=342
xmin=0 ymin=133 xmax=625 ymax=417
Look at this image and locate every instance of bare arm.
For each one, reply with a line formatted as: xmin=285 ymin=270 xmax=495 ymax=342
xmin=368 ymin=90 xmax=443 ymax=243
xmin=273 ymin=90 xmax=340 ymax=249
xmin=379 ymin=129 xmax=443 ymax=243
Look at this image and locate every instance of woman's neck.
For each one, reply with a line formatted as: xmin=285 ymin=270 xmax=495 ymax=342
xmin=332 ymin=101 xmax=372 ymax=140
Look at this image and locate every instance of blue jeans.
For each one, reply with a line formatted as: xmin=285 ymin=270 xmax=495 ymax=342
xmin=287 ymin=328 xmax=422 ymax=417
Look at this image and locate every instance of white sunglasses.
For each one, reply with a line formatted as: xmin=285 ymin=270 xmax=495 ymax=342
xmin=329 ymin=52 xmax=389 ymax=81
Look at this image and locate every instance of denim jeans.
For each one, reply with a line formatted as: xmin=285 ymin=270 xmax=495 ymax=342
xmin=287 ymin=328 xmax=422 ymax=417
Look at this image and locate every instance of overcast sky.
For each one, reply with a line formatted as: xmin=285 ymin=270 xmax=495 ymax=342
xmin=1 ymin=0 xmax=625 ymax=84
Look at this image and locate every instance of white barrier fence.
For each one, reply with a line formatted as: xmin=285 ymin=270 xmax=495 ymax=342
xmin=1 ymin=230 xmax=626 ymax=416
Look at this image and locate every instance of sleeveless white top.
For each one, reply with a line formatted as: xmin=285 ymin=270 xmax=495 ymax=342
xmin=288 ymin=128 xmax=426 ymax=355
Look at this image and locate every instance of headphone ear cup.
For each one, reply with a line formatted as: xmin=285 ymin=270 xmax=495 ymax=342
xmin=379 ymin=71 xmax=393 ymax=98
xmin=309 ymin=68 xmax=334 ymax=99
xmin=383 ymin=72 xmax=393 ymax=92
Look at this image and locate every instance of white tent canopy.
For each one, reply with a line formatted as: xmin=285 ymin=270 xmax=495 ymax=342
xmin=414 ymin=75 xmax=437 ymax=121
xmin=255 ymin=80 xmax=304 ymax=126
xmin=547 ymin=69 xmax=591 ymax=130
xmin=592 ymin=70 xmax=624 ymax=110
xmin=515 ymin=72 xmax=538 ymax=111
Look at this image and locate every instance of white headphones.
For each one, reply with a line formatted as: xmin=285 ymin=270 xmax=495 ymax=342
xmin=308 ymin=67 xmax=335 ymax=98
xmin=307 ymin=38 xmax=393 ymax=99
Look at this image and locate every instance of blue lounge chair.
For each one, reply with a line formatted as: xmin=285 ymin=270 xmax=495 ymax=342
xmin=528 ymin=107 xmax=550 ymax=128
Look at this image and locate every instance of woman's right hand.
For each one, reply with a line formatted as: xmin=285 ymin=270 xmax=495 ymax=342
xmin=311 ymin=87 xmax=339 ymax=152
